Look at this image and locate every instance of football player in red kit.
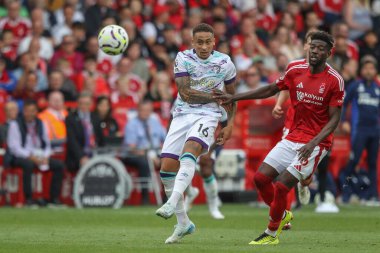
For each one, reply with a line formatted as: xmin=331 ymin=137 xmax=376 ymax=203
xmin=214 ymin=31 xmax=344 ymax=245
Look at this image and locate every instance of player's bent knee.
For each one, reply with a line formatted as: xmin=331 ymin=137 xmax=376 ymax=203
xmin=253 ymin=171 xmax=273 ymax=188
xmin=277 ymin=170 xmax=299 ymax=189
xmin=257 ymin=163 xmax=279 ymax=179
xmin=183 ymin=140 xmax=204 ymax=157
xmin=161 ymin=158 xmax=180 ymax=173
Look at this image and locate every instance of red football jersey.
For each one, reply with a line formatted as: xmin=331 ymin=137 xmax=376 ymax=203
xmin=0 ymin=17 xmax=31 ymax=44
xmin=276 ymin=63 xmax=344 ymax=148
xmin=283 ymin=59 xmax=307 ymax=129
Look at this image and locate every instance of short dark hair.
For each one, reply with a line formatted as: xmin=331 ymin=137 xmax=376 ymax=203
xmin=310 ymin=31 xmax=334 ymax=49
xmin=23 ymin=99 xmax=38 ymax=109
xmin=192 ymin=23 xmax=214 ymax=36
xmin=360 ymin=54 xmax=378 ymax=69
xmin=78 ymin=91 xmax=93 ymax=100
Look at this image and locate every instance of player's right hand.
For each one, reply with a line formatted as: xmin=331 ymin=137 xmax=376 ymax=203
xmin=212 ymin=89 xmax=233 ymax=105
xmin=272 ymin=105 xmax=284 ymax=119
xmin=216 ymin=125 xmax=232 ymax=145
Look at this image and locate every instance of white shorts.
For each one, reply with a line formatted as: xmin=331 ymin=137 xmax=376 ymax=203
xmin=161 ymin=114 xmax=219 ymax=160
xmin=263 ymin=139 xmax=328 ymax=180
xmin=282 ymin=127 xmax=289 ymax=139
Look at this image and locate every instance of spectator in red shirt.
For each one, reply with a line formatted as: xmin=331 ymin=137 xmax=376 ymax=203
xmin=13 ymin=71 xmax=46 ymax=106
xmin=74 ymin=56 xmax=110 ymax=97
xmin=314 ymin=0 xmax=346 ymax=28
xmin=230 ymin=17 xmax=268 ymax=56
xmin=254 ymin=0 xmax=276 ymax=33
xmin=84 ymin=35 xmax=121 ymax=77
xmin=50 ymin=34 xmax=84 ymax=76
xmin=0 ymin=29 xmax=17 ymax=64
xmin=127 ymin=0 xmax=144 ymax=29
xmin=330 ymin=22 xmax=359 ymax=71
xmin=110 ymin=58 xmax=146 ymax=108
xmin=167 ymin=0 xmax=185 ymax=30
xmin=284 ymin=0 xmax=304 ymax=33
xmin=0 ymin=0 xmax=31 ymax=48
xmin=278 ymin=11 xmax=297 ymax=32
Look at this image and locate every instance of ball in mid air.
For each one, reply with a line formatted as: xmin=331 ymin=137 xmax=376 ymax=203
xmin=98 ymin=25 xmax=129 ymax=56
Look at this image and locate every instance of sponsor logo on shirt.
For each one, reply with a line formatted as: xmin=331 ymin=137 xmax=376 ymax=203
xmin=296 ymin=91 xmax=324 ymax=105
xmin=358 ymin=93 xmax=380 ymax=106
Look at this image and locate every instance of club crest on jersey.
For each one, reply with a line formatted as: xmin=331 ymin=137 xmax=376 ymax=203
xmin=296 ymin=82 xmax=304 ymax=89
xmin=358 ymin=84 xmax=365 ymax=92
xmin=297 ymin=91 xmax=305 ymax=101
xmin=319 ymin=83 xmax=325 ymax=94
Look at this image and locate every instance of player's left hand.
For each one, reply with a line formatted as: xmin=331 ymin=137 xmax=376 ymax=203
xmin=212 ymin=89 xmax=234 ymax=105
xmin=216 ymin=125 xmax=232 ymax=145
xmin=297 ymin=141 xmax=317 ymax=162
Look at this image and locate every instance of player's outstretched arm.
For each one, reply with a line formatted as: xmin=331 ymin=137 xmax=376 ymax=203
xmin=213 ymin=83 xmax=280 ymax=104
xmin=297 ymin=106 xmax=342 ymax=162
xmin=216 ymin=82 xmax=236 ymax=145
xmin=176 ymin=76 xmax=215 ymax=104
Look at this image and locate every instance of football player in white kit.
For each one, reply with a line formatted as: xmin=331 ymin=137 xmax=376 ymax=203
xmin=155 ymin=23 xmax=237 ymax=244
xmin=184 ymin=108 xmax=228 ymax=220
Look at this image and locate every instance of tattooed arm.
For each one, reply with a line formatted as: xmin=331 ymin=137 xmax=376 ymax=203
xmin=176 ymin=76 xmax=216 ymax=104
xmin=223 ymin=82 xmax=237 ymax=127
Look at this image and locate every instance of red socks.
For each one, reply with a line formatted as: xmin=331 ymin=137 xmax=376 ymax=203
xmin=268 ymin=181 xmax=291 ymax=231
xmin=253 ymin=172 xmax=274 ymax=206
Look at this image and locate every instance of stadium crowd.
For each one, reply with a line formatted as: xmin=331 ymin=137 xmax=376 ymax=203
xmin=0 ymin=0 xmax=379 ymax=207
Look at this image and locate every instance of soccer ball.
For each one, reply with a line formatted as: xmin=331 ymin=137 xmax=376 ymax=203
xmin=98 ymin=25 xmax=129 ymax=55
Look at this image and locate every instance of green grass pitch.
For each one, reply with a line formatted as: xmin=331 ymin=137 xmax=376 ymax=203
xmin=0 ymin=204 xmax=379 ymax=253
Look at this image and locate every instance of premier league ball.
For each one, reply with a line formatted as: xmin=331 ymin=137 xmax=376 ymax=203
xmin=98 ymin=25 xmax=129 ymax=55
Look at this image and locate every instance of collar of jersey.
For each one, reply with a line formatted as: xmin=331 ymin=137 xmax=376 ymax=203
xmin=307 ymin=64 xmax=329 ymax=78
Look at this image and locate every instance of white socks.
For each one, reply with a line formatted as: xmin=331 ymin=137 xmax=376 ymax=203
xmin=167 ymin=153 xmax=197 ymax=206
xmin=265 ymin=228 xmax=277 ymax=237
xmin=160 ymin=171 xmax=189 ymax=226
xmin=203 ymin=174 xmax=218 ymax=200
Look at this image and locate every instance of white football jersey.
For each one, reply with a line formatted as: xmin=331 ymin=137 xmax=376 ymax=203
xmin=173 ymin=49 xmax=236 ymax=118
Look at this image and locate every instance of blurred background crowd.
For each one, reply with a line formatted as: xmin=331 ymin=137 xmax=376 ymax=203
xmin=0 ymin=0 xmax=379 ymax=207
